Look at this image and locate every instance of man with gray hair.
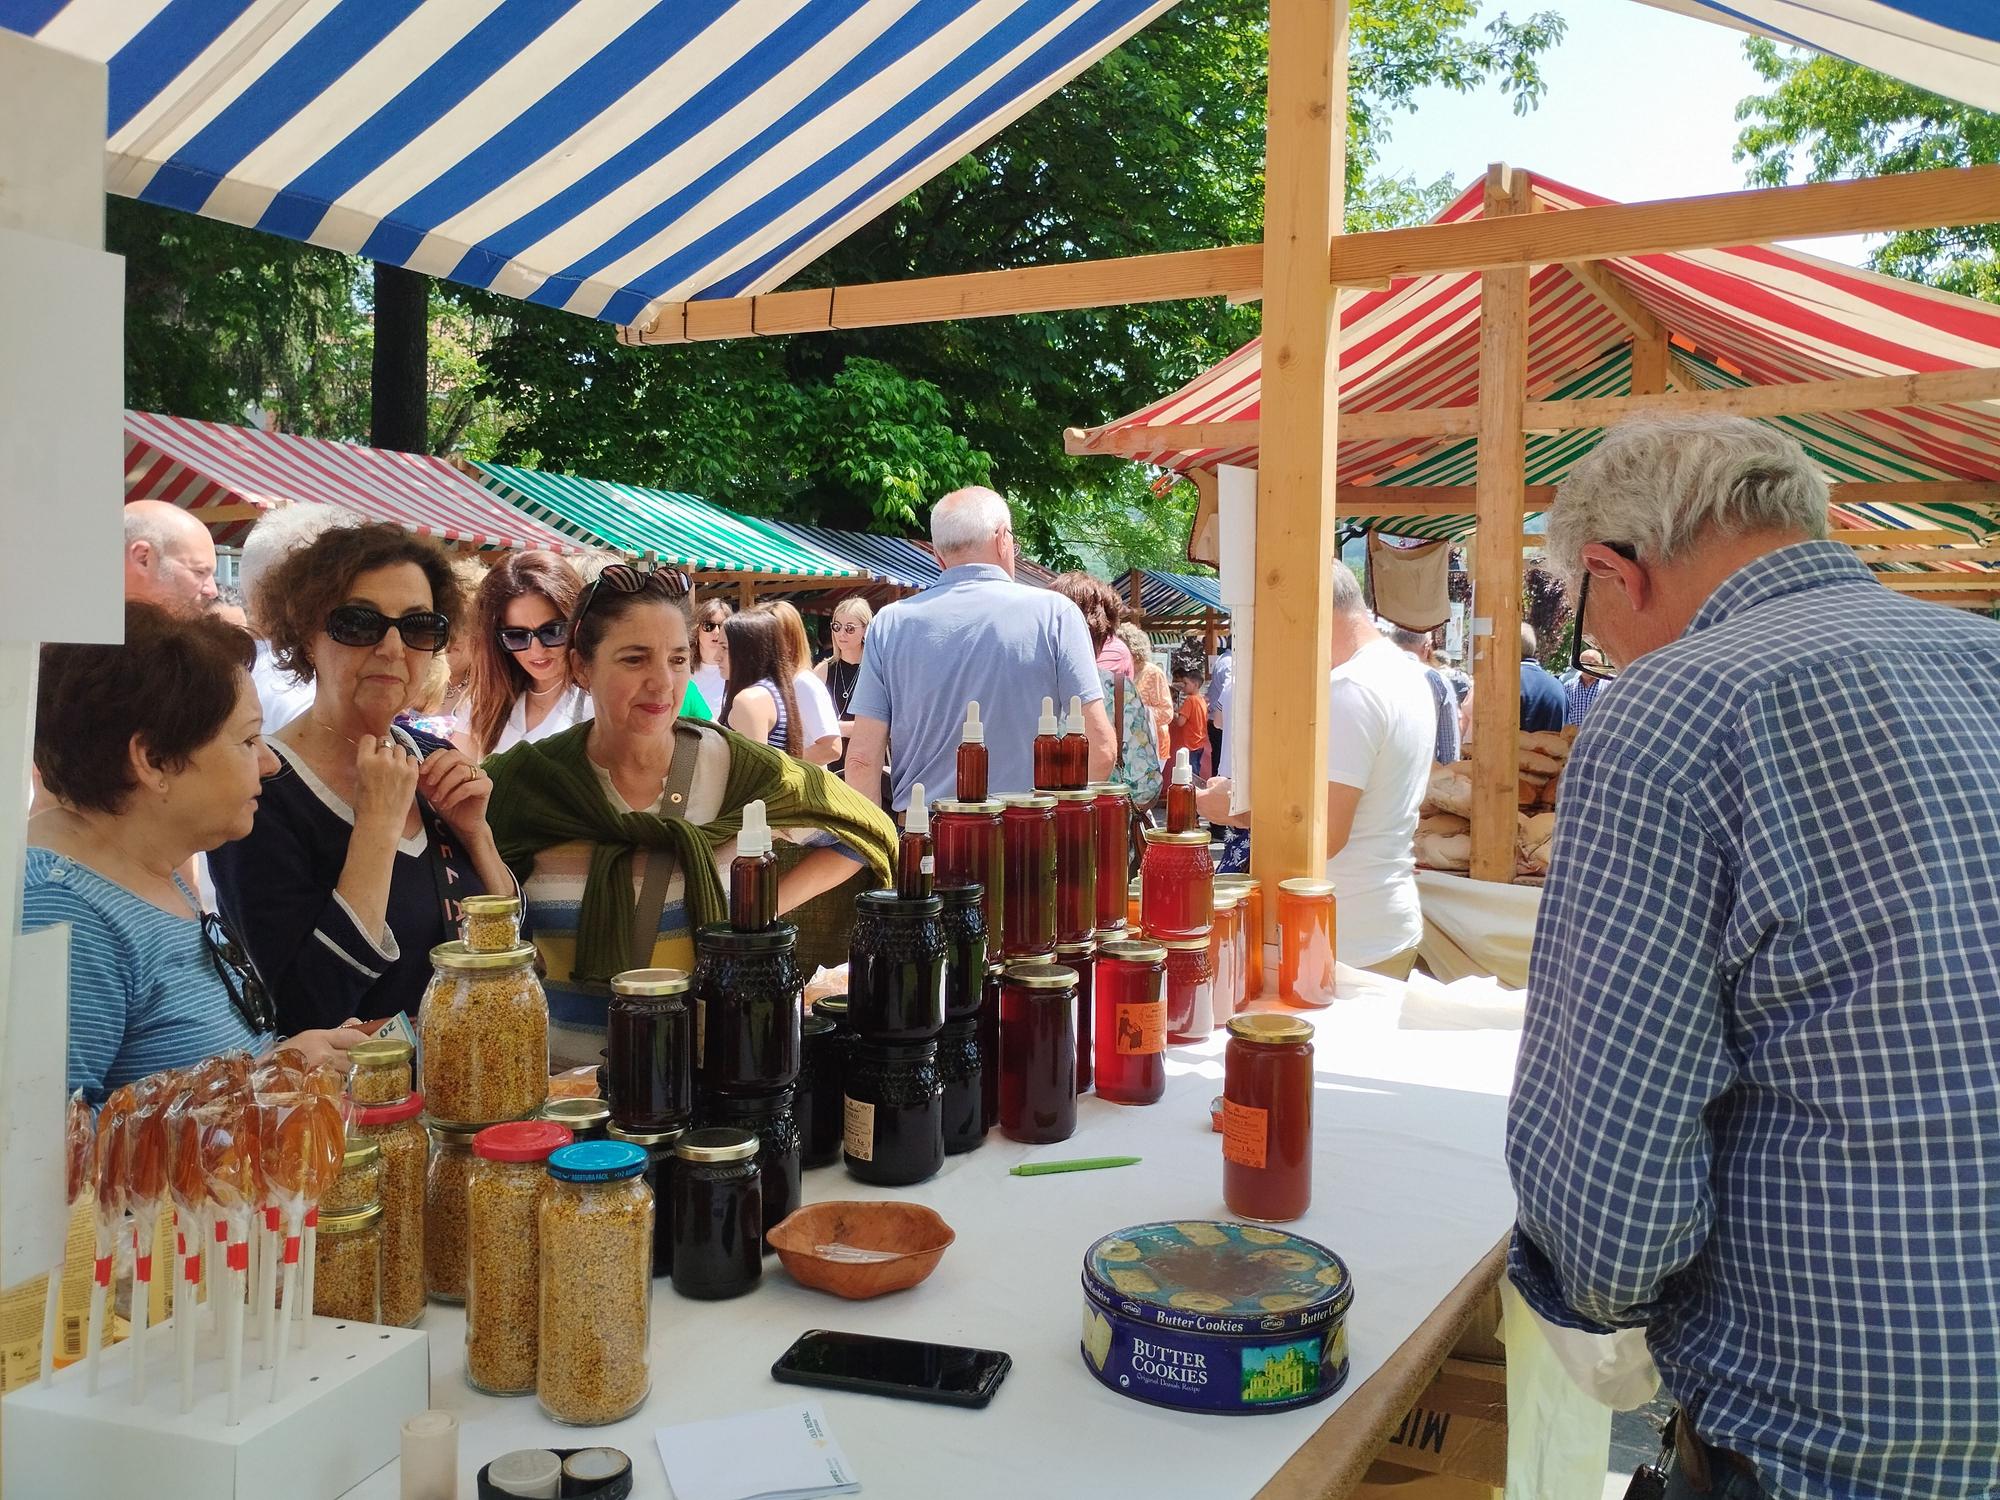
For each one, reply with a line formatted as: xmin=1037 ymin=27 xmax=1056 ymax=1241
xmin=1507 ymin=416 xmax=2000 ymax=1496
xmin=844 ymin=486 xmax=1111 ymax=810
xmin=1386 ymin=623 xmax=1459 ymax=763
xmin=123 ymin=499 xmax=219 ymax=615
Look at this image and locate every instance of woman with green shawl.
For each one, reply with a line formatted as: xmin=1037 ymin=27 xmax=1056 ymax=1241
xmin=484 ymin=564 xmax=896 ymax=1067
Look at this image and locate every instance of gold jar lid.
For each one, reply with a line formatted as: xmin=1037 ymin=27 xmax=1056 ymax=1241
xmin=461 ymin=893 xmax=520 ymax=917
xmin=997 ymin=793 xmax=1056 ymax=810
xmin=542 ymin=1098 xmax=610 ymax=1129
xmin=429 ymin=940 xmax=537 ymax=970
xmin=319 ymin=1203 xmax=384 ymax=1232
xmin=348 ymin=1036 xmax=413 ymax=1067
xmin=424 ymin=1117 xmax=482 ymax=1146
xmin=606 ymin=1123 xmax=687 ymax=1149
xmin=1008 ymin=951 xmax=1055 ymax=968
xmin=1156 ymin=935 xmax=1210 ymax=952
xmin=1099 ymin=938 xmax=1167 ymax=965
xmin=340 ymin=1139 xmax=381 ymax=1170
xmin=1048 ymin=789 xmax=1097 ymax=803
xmin=1087 ymin=781 xmax=1131 ymax=797
xmin=933 ymin=799 xmax=1003 ymax=815
xmin=611 ymin=967 xmax=690 ymax=996
xmin=1215 ymin=875 xmax=1261 ymax=892
xmin=1228 ymin=1013 xmax=1314 ymax=1045
xmin=1213 ymin=890 xmax=1240 ymax=912
xmin=1054 ymin=938 xmax=1098 ymax=958
xmin=1142 ymin=828 xmax=1210 ymax=846
xmin=674 ymin=1127 xmax=759 ymax=1164
xmin=1278 ymin=878 xmax=1336 ymax=897
xmin=1003 ymin=961 xmax=1077 ymax=990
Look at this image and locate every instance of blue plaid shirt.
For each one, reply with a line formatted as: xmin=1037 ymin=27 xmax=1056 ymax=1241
xmin=1508 ymin=542 xmax=2000 ymax=1498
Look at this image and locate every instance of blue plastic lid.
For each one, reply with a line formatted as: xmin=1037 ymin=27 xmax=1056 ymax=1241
xmin=547 ymin=1139 xmax=648 ymax=1182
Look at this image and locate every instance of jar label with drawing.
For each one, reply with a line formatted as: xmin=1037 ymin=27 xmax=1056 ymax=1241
xmin=1221 ymin=1100 xmax=1268 ymax=1170
xmin=842 ymin=1097 xmax=875 ymax=1162
xmin=1115 ymin=1002 xmax=1166 ymax=1056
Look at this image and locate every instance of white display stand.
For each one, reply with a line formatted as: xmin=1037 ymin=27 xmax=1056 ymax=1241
xmin=4 ymin=1317 xmax=429 ymax=1500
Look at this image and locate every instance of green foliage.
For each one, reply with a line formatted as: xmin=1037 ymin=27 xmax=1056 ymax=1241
xmin=1736 ymin=42 xmax=2000 ymax=300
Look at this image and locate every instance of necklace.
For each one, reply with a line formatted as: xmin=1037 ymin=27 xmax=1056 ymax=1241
xmin=526 ymin=680 xmax=567 ymax=700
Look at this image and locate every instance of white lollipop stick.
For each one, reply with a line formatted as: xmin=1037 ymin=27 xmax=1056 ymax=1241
xmin=178 ymin=1215 xmax=201 ymax=1413
xmin=129 ymin=1220 xmax=154 ymax=1404
xmin=254 ymin=1203 xmax=278 ymax=1371
xmin=297 ymin=1206 xmax=318 ymax=1349
xmin=268 ymin=1204 xmax=304 ymax=1401
xmin=83 ymin=1222 xmax=111 ymax=1395
xmin=223 ymin=1212 xmax=248 ymax=1427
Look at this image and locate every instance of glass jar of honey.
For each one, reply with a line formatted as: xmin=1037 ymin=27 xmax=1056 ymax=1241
xmin=1222 ymin=1014 xmax=1314 ymax=1221
xmin=1209 ymin=891 xmax=1243 ymax=1026
xmin=1088 ymin=782 xmax=1131 ymax=934
xmin=670 ymin=1129 xmax=762 ymax=1301
xmin=842 ymin=1040 xmax=944 ymax=1187
xmin=996 ymin=794 xmax=1057 ymax=957
xmin=692 ymin=923 xmax=803 ymax=1093
xmin=1160 ymin=936 xmax=1215 ymax=1043
xmin=606 ymin=967 xmax=693 ymax=1134
xmin=1094 ymin=940 xmax=1167 ymax=1105
xmin=1277 ymin=879 xmax=1338 ymax=1008
xmin=978 ymin=964 xmax=1002 ymax=1130
xmin=1050 ymin=790 xmax=1098 ymax=947
xmin=1054 ymin=938 xmax=1097 ymax=1094
xmin=937 ymin=1018 xmax=984 ymax=1154
xmin=938 ymin=884 xmax=988 ymax=1024
xmin=998 ymin=962 xmax=1078 ymax=1144
xmin=1217 ymin=876 xmax=1263 ymax=999
xmin=933 ymin=799 xmax=1003 ymax=943
xmin=1140 ymin=829 xmax=1213 ymax=939
xmin=847 ymin=890 xmax=947 ymax=1042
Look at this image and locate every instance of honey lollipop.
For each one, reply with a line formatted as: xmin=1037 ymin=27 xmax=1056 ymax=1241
xmin=85 ymin=1086 xmax=136 ymax=1397
xmin=165 ymin=1091 xmax=209 ymax=1412
xmin=123 ymin=1091 xmax=171 ymax=1403
xmin=257 ymin=1091 xmax=315 ymax=1400
xmin=41 ymin=1092 xmax=94 ymax=1387
xmin=292 ymin=1070 xmax=350 ymax=1347
xmin=198 ymin=1094 xmax=255 ymax=1426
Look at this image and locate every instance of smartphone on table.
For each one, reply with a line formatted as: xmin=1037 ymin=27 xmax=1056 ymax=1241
xmin=772 ymin=1330 xmax=1012 ymax=1409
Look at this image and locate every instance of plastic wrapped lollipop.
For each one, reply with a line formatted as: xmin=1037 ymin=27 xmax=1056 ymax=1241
xmin=85 ymin=1085 xmax=136 ymax=1396
xmin=165 ymin=1091 xmax=209 ymax=1412
xmin=293 ymin=1065 xmax=351 ymax=1349
xmin=123 ymin=1089 xmax=171 ymax=1403
xmin=255 ymin=1091 xmax=315 ymax=1401
xmin=198 ymin=1092 xmax=256 ymax=1426
xmin=190 ymin=1066 xmax=242 ymax=1331
xmin=42 ymin=1091 xmax=93 ymax=1387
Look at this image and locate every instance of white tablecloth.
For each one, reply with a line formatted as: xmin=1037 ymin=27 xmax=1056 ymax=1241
xmin=348 ymin=968 xmax=1522 ymax=1499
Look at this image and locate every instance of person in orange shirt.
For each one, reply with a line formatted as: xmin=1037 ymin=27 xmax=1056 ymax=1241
xmin=1169 ymin=663 xmax=1209 ymax=777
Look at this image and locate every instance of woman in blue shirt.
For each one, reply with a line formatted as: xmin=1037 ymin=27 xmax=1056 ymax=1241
xmin=27 ymin=604 xmax=368 ymax=1104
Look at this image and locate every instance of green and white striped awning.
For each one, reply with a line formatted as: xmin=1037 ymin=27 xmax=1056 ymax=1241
xmin=470 ymin=462 xmax=860 ymax=580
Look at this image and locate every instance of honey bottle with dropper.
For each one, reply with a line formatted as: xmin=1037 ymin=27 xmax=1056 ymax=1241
xmin=730 ymin=799 xmax=778 ymax=931
xmin=1060 ymin=695 xmax=1088 ymax=790
xmin=1166 ymin=748 xmax=1198 ymax=833
xmin=898 ymin=783 xmax=935 ymax=900
xmin=1032 ymin=696 xmax=1062 ymax=790
xmin=955 ymin=702 xmax=987 ymax=802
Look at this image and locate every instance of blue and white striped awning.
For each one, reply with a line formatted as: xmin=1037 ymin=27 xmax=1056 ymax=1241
xmin=5 ymin=0 xmax=1174 ymax=323
xmin=1138 ymin=569 xmax=1225 ymax=619
xmin=1633 ymin=1 xmax=2000 ymax=110
xmin=765 ymin=520 xmax=943 ymax=592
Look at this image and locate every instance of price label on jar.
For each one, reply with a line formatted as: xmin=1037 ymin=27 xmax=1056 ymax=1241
xmin=843 ymin=1096 xmax=875 ymax=1162
xmin=1115 ymin=1002 xmax=1166 ymax=1056
xmin=1221 ymin=1099 xmax=1269 ymax=1170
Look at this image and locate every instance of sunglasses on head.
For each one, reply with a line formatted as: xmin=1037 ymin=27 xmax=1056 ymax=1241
xmin=326 ymin=604 xmax=450 ymax=653
xmin=201 ymin=910 xmax=276 ymax=1036
xmin=573 ymin=561 xmax=692 ymax=635
xmin=1569 ymin=542 xmax=1637 ymax=683
xmin=497 ymin=619 xmax=571 ymax=653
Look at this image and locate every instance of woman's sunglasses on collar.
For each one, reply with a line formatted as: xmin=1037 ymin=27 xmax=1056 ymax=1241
xmin=201 ymin=910 xmax=276 ymax=1036
xmin=497 ymin=620 xmax=571 ymax=653
xmin=326 ymin=604 xmax=450 ymax=653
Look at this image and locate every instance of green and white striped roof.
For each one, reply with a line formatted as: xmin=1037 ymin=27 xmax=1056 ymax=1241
xmin=470 ymin=462 xmax=860 ymax=579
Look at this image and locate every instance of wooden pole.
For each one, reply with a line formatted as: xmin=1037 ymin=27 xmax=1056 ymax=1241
xmin=1249 ymin=0 xmax=1348 ymax=922
xmin=1205 ymin=610 xmax=1219 ymax=656
xmin=1469 ymin=165 xmax=1533 ymax=884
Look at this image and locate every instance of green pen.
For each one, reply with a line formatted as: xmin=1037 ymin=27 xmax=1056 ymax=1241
xmin=1010 ymin=1155 xmax=1142 ymax=1177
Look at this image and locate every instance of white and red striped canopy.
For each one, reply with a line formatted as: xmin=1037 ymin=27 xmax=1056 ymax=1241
xmin=1073 ymin=172 xmax=2000 ymax=546
xmin=123 ymin=409 xmax=584 ymax=553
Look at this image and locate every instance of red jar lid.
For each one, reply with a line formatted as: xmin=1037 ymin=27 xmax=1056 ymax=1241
xmin=354 ymin=1090 xmax=425 ymax=1127
xmin=473 ymin=1120 xmax=575 ymax=1162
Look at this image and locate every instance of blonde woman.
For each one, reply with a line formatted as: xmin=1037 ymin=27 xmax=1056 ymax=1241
xmin=814 ymin=596 xmax=872 ymax=774
xmin=1118 ymin=621 xmax=1173 ymax=764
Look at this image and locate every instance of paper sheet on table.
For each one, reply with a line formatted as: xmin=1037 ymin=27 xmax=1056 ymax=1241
xmin=655 ymin=1400 xmax=860 ymax=1500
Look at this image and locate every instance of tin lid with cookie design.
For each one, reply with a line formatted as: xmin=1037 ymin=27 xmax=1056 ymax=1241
xmin=1081 ymin=1220 xmax=1354 ymax=1336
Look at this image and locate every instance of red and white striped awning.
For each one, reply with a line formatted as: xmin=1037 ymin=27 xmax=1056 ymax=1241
xmin=1073 ymin=172 xmax=2000 ymax=517
xmin=123 ymin=410 xmax=585 ymax=553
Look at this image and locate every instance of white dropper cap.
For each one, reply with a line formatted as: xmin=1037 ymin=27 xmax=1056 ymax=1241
xmin=1037 ymin=696 xmax=1058 ymax=735
xmin=961 ymin=701 xmax=984 ymax=745
xmin=1172 ymin=747 xmax=1192 ymax=785
xmin=1065 ymin=694 xmax=1085 ymax=734
xmin=739 ymin=799 xmax=772 ymax=858
xmin=907 ymin=782 xmax=930 ymax=835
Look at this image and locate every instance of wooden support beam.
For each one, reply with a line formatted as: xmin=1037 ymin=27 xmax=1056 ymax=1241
xmin=1826 ymin=480 xmax=2000 ymax=507
xmin=1835 ymin=529 xmax=1978 ymax=546
xmin=190 ymin=502 xmax=265 ymax=526
xmin=1861 ymin=545 xmax=2000 ymax=561
xmin=1470 ymin=165 xmax=1533 ymax=885
xmin=1629 ymin=333 xmax=1670 ymax=397
xmin=1127 ymin=569 xmax=1143 ymax=613
xmin=1877 ymin=572 xmax=2000 ymax=590
xmin=1248 ymin=0 xmax=1348 ymax=924
xmin=1562 ymin=260 xmax=1660 ymax=344
xmin=1329 ymin=163 xmax=2000 ymax=285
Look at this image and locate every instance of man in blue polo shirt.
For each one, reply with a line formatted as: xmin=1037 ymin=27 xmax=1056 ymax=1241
xmin=843 ymin=487 xmax=1112 ymax=812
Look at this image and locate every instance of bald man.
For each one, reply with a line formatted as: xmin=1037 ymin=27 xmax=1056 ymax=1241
xmin=124 ymin=500 xmax=219 ymax=614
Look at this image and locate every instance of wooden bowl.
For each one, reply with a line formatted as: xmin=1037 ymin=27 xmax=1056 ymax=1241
xmin=768 ymin=1201 xmax=955 ymax=1299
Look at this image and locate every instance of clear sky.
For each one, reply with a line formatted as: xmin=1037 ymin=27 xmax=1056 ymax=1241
xmin=1372 ymin=0 xmax=1872 ymax=265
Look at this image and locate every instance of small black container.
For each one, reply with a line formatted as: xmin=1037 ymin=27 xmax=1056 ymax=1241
xmin=847 ymin=890 xmax=947 ymax=1041
xmin=794 ymin=1013 xmax=844 ymax=1169
xmin=605 ymin=1122 xmax=685 ymax=1276
xmin=691 ymin=922 xmax=803 ymax=1094
xmin=698 ymin=1086 xmax=800 ymax=1252
xmin=937 ymin=1018 xmax=985 ymax=1155
xmin=938 ymin=884 xmax=988 ymax=1023
xmin=605 ymin=968 xmax=693 ymax=1133
xmin=978 ymin=964 xmax=1003 ymax=1130
xmin=670 ymin=1129 xmax=762 ymax=1300
xmin=842 ymin=1038 xmax=943 ymax=1187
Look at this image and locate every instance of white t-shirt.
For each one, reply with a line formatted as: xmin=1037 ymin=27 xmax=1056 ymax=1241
xmin=1324 ymin=637 xmax=1434 ymax=967
xmin=252 ymin=638 xmax=316 ymax=736
xmin=794 ymin=669 xmax=840 ymax=746
xmin=492 ymin=683 xmax=590 ymax=754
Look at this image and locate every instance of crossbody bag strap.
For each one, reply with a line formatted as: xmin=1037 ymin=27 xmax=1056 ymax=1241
xmin=628 ymin=722 xmax=704 ymax=970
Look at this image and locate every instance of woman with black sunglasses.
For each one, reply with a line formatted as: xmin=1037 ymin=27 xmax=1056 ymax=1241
xmin=210 ymin=524 xmax=516 ymax=1035
xmin=27 ymin=605 xmax=371 ymax=1104
xmin=467 ymin=550 xmax=587 ymax=756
